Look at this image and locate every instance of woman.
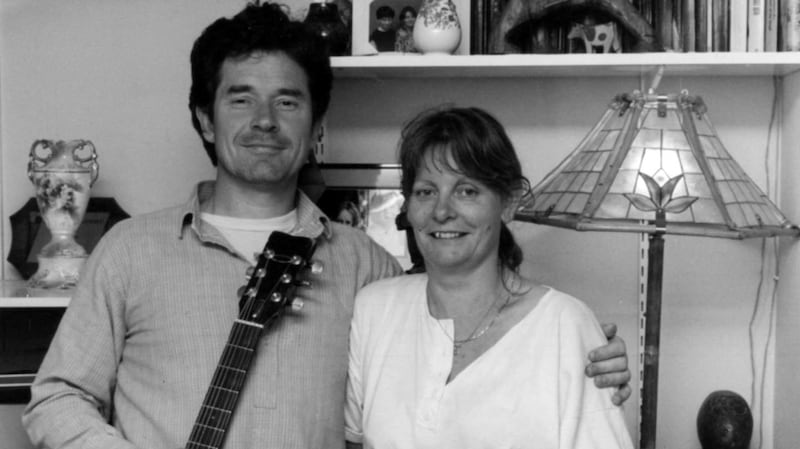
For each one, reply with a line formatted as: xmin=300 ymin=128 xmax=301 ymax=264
xmin=395 ymin=6 xmax=417 ymax=53
xmin=345 ymin=106 xmax=634 ymax=448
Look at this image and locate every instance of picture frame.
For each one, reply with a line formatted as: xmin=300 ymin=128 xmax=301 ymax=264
xmin=317 ymin=164 xmax=417 ymax=270
xmin=6 ymin=197 xmax=130 ymax=279
xmin=0 ymin=307 xmax=65 ymax=404
xmin=352 ymin=0 xmax=470 ymax=55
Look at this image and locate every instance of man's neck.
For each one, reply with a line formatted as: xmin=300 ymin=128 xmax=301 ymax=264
xmin=204 ymin=177 xmax=297 ymax=219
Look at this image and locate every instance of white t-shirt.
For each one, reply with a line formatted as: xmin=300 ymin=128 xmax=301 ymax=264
xmin=200 ymin=210 xmax=297 ymax=264
xmin=345 ymin=274 xmax=634 ymax=449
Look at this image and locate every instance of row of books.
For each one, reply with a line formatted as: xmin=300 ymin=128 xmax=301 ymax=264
xmin=640 ymin=0 xmax=800 ymax=52
xmin=472 ymin=0 xmax=800 ymax=54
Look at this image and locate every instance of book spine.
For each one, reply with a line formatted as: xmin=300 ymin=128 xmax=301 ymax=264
xmin=764 ymin=0 xmax=777 ymax=51
xmin=747 ymin=0 xmax=765 ymax=51
xmin=730 ymin=0 xmax=748 ymax=51
xmin=712 ymin=0 xmax=730 ymax=51
xmin=656 ymin=0 xmax=676 ymax=50
xmin=696 ymin=0 xmax=709 ymax=51
xmin=782 ymin=0 xmax=800 ymax=51
xmin=682 ymin=0 xmax=697 ymax=51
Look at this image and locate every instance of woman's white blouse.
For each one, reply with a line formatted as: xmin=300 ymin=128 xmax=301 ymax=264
xmin=345 ymin=274 xmax=634 ymax=449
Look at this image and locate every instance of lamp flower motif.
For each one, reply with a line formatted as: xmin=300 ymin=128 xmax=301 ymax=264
xmin=625 ymin=173 xmax=698 ymax=227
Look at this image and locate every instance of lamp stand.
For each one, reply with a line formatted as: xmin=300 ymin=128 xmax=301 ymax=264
xmin=641 ymin=231 xmax=664 ymax=449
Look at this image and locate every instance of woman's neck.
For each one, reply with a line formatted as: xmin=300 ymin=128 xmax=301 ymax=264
xmin=426 ymin=264 xmax=507 ymax=320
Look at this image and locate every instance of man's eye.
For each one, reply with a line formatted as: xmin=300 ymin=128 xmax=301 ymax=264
xmin=229 ymin=97 xmax=252 ymax=107
xmin=276 ymin=99 xmax=299 ymax=110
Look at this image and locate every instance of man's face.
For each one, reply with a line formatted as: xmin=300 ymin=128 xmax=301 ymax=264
xmin=378 ymin=17 xmax=393 ymax=31
xmin=196 ymin=51 xmax=319 ymax=192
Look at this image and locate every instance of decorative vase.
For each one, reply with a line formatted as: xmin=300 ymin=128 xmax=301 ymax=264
xmin=413 ymin=0 xmax=462 ymax=55
xmin=696 ymin=390 xmax=753 ymax=449
xmin=304 ymin=1 xmax=350 ymax=56
xmin=27 ymin=139 xmax=98 ymax=292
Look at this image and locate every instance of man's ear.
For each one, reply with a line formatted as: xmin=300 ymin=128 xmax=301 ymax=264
xmin=195 ymin=107 xmax=215 ymax=143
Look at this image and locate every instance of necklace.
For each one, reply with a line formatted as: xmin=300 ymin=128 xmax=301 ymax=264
xmin=434 ymin=293 xmax=512 ymax=353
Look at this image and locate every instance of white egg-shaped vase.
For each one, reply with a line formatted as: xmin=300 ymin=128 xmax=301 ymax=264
xmin=413 ymin=0 xmax=462 ymax=55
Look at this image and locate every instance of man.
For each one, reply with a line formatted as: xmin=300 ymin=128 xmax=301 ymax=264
xmin=23 ymin=3 xmax=630 ymax=448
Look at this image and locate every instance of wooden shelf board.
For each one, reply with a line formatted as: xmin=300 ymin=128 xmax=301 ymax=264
xmin=332 ymin=52 xmax=800 ymax=79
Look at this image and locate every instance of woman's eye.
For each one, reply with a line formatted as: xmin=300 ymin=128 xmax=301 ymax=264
xmin=456 ymin=186 xmax=479 ymax=198
xmin=412 ymin=188 xmax=434 ymax=198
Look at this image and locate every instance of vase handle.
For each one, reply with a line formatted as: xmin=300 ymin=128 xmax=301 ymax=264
xmin=28 ymin=139 xmax=54 ymax=183
xmin=73 ymin=140 xmax=100 ymax=186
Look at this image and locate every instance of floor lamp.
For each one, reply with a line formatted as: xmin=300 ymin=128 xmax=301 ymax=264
xmin=514 ymin=89 xmax=799 ymax=449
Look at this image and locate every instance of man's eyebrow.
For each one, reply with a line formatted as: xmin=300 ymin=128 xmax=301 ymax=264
xmin=224 ymin=84 xmax=255 ymax=95
xmin=223 ymin=85 xmax=306 ymax=98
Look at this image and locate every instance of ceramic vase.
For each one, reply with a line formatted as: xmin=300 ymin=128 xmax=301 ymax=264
xmin=696 ymin=390 xmax=753 ymax=449
xmin=27 ymin=139 xmax=98 ymax=292
xmin=304 ymin=1 xmax=350 ymax=56
xmin=413 ymin=0 xmax=461 ymax=54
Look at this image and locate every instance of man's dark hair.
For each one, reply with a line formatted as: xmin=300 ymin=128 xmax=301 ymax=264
xmin=376 ymin=5 xmax=395 ymax=19
xmin=188 ymin=2 xmax=333 ymax=165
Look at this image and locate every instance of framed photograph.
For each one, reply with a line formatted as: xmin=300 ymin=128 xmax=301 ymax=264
xmin=6 ymin=197 xmax=130 ymax=279
xmin=352 ymin=0 xmax=470 ymax=55
xmin=317 ymin=164 xmax=417 ymax=270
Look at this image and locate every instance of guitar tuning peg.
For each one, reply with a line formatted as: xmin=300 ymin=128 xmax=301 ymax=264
xmin=289 ymin=297 xmax=305 ymax=311
xmin=294 ymin=279 xmax=312 ymax=289
xmin=236 ymin=285 xmax=246 ymax=297
xmin=244 ymin=266 xmax=255 ymax=281
xmin=309 ymin=260 xmax=323 ymax=274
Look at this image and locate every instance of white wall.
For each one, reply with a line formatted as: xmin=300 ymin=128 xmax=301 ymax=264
xmin=1 ymin=2 xmax=794 ymax=449
xmin=776 ymin=70 xmax=800 ymax=448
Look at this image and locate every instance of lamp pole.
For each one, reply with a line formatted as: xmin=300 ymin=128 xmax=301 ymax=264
xmin=641 ymin=229 xmax=664 ymax=449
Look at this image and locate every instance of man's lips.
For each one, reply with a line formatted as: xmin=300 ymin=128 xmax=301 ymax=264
xmin=429 ymin=231 xmax=466 ymax=239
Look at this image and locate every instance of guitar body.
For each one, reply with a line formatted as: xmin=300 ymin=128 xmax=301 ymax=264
xmin=185 ymin=231 xmax=316 ymax=449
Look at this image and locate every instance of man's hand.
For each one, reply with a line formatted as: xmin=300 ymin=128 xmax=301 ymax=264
xmin=585 ymin=323 xmax=632 ymax=406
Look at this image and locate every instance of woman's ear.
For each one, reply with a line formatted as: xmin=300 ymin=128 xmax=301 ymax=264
xmin=195 ymin=107 xmax=215 ymax=143
xmin=501 ymin=189 xmax=525 ymax=224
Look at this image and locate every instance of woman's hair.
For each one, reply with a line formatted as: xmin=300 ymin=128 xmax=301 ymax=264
xmin=398 ymin=105 xmax=531 ymax=273
xmin=399 ymin=6 xmax=417 ymax=24
xmin=188 ymin=2 xmax=333 ymax=165
xmin=337 ymin=200 xmax=364 ymax=229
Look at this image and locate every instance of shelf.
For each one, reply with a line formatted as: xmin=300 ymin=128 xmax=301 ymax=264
xmin=331 ymin=52 xmax=800 ymax=79
xmin=0 ymin=281 xmax=70 ymax=307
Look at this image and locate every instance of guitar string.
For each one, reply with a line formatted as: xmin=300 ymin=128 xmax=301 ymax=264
xmin=192 ymin=260 xmax=282 ymax=446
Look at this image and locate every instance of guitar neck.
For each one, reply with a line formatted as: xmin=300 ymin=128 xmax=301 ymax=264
xmin=185 ymin=319 xmax=265 ymax=449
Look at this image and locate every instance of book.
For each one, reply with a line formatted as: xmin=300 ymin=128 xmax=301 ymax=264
xmin=764 ymin=0 xmax=777 ymax=51
xmin=655 ymin=0 xmax=676 ymax=50
xmin=682 ymin=0 xmax=697 ymax=51
xmin=696 ymin=0 xmax=709 ymax=51
xmin=782 ymin=0 xmax=800 ymax=51
xmin=747 ymin=0 xmax=765 ymax=51
xmin=730 ymin=0 xmax=747 ymax=51
xmin=712 ymin=0 xmax=730 ymax=51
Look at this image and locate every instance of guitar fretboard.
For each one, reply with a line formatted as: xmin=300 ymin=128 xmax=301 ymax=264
xmin=185 ymin=320 xmax=264 ymax=449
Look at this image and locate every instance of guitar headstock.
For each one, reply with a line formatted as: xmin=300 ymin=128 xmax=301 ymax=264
xmin=237 ymin=231 xmax=317 ymax=326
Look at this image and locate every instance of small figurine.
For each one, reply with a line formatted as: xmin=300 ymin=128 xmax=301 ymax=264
xmin=568 ymin=21 xmax=622 ymax=53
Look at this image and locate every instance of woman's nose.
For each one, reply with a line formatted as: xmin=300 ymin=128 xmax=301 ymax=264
xmin=433 ymin=195 xmax=455 ymax=221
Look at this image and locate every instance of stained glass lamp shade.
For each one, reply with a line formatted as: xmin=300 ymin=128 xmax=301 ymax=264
xmin=515 ymin=90 xmax=799 ymax=449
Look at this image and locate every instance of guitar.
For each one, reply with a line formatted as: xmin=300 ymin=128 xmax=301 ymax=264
xmin=184 ymin=231 xmax=317 ymax=449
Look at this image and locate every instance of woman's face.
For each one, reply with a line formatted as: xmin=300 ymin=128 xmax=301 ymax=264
xmin=402 ymin=11 xmax=416 ymax=28
xmin=337 ymin=209 xmax=355 ymax=226
xmin=406 ymin=149 xmax=512 ymax=273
